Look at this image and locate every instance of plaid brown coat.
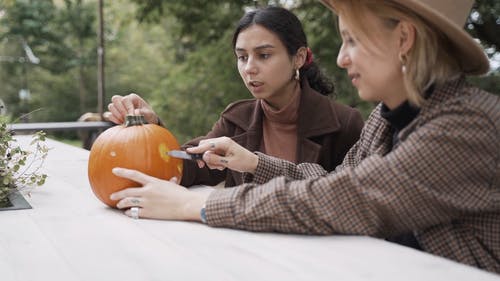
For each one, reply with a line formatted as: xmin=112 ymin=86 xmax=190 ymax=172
xmin=206 ymin=77 xmax=500 ymax=273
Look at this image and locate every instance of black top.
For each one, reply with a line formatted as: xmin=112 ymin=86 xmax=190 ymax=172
xmin=381 ymin=101 xmax=421 ymax=147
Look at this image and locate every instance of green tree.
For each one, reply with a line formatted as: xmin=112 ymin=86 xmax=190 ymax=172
xmin=0 ymin=0 xmax=58 ymax=119
xmin=128 ymin=0 xmax=250 ymax=142
xmin=1 ymin=0 xmax=497 ymax=147
xmin=0 ymin=0 xmax=97 ymax=125
xmin=470 ymin=0 xmax=500 ymax=56
xmin=130 ymin=0 xmax=499 ymax=135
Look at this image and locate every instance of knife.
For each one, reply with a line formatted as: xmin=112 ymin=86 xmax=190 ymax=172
xmin=167 ymin=150 xmax=204 ymax=161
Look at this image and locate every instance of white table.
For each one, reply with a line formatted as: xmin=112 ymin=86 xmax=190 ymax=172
xmin=1 ymin=136 xmax=498 ymax=281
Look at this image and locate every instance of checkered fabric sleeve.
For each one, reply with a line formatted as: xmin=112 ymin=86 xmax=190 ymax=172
xmin=207 ymin=92 xmax=498 ymax=231
xmin=247 ymin=152 xmax=328 ymax=185
xmin=205 ymin=78 xmax=500 ymax=272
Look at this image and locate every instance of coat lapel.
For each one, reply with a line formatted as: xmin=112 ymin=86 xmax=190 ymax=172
xmin=296 ymin=80 xmax=342 ymax=163
xmin=227 ymin=100 xmax=263 ymax=153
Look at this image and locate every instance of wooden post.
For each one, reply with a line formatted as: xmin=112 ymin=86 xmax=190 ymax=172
xmin=97 ymin=0 xmax=105 ymax=116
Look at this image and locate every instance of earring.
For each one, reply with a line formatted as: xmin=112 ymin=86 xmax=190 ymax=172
xmin=295 ymin=69 xmax=300 ymax=81
xmin=399 ymin=53 xmax=407 ymax=74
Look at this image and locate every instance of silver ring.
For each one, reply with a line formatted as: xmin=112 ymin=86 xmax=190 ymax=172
xmin=130 ymin=207 xmax=139 ymax=219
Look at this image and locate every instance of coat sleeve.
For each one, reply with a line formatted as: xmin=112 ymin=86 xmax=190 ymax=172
xmin=205 ymin=106 xmax=499 ymax=236
xmin=179 ymin=117 xmax=232 ymax=187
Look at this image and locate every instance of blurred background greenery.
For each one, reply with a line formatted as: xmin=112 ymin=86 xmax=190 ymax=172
xmin=0 ymin=0 xmax=498 ymax=146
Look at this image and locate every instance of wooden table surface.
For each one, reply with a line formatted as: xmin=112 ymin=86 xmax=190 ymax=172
xmin=1 ymin=136 xmax=498 ymax=281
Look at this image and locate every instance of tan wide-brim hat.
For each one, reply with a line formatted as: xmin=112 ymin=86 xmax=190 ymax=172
xmin=319 ymin=0 xmax=490 ymax=75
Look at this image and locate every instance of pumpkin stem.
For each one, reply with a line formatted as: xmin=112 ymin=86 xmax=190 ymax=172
xmin=125 ymin=115 xmax=147 ymax=127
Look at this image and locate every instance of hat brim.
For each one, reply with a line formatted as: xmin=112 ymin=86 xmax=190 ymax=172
xmin=319 ymin=0 xmax=490 ymax=75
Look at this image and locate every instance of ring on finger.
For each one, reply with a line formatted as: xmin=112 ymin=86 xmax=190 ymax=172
xmin=130 ymin=206 xmax=140 ymax=219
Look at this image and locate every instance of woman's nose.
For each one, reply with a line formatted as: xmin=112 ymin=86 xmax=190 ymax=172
xmin=337 ymin=49 xmax=350 ymax=69
xmin=244 ymin=57 xmax=257 ymax=74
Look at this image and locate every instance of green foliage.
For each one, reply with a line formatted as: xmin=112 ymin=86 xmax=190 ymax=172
xmin=0 ymin=0 xmax=498 ymax=146
xmin=0 ymin=116 xmax=48 ymax=205
xmin=467 ymin=71 xmax=500 ymax=94
xmin=152 ymin=29 xmax=249 ymax=142
xmin=131 ymin=0 xmax=380 ymax=135
xmin=293 ymin=0 xmax=375 ymax=118
xmin=143 ymin=0 xmax=499 ymax=128
xmin=470 ymin=0 xmax=500 ymax=59
xmin=0 ymin=0 xmax=98 ymax=128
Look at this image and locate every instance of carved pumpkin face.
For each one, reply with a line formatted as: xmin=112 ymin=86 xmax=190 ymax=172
xmin=88 ymin=115 xmax=183 ymax=207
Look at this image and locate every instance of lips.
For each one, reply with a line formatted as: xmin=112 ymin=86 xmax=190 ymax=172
xmin=249 ymin=81 xmax=263 ymax=87
xmin=248 ymin=80 xmax=264 ymax=93
xmin=348 ymin=73 xmax=360 ymax=85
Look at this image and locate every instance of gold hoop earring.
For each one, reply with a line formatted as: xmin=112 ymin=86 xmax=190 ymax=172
xmin=295 ymin=69 xmax=300 ymax=81
xmin=399 ymin=53 xmax=407 ymax=74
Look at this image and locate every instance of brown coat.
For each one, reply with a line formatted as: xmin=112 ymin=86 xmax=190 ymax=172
xmin=180 ymin=81 xmax=364 ymax=187
xmin=205 ymin=77 xmax=500 ymax=273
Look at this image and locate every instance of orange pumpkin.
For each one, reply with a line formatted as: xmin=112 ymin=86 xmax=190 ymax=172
xmin=88 ymin=115 xmax=183 ymax=207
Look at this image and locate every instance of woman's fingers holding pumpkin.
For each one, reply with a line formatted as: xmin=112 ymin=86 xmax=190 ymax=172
xmin=110 ymin=95 xmax=130 ymax=118
xmin=106 ymin=101 xmax=125 ymax=124
xmin=102 ymin=110 xmax=121 ymax=124
xmin=112 ymin=167 xmax=156 ymax=186
xmin=124 ymin=93 xmax=159 ymax=124
xmin=119 ymin=94 xmax=139 ymax=116
xmin=110 ymin=184 xmax=142 ymax=198
xmin=115 ymin=195 xmax=144 ymax=209
xmin=124 ymin=206 xmax=150 ymax=219
xmin=129 ymin=93 xmax=149 ymax=108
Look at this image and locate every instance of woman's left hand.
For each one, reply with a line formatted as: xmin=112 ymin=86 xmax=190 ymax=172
xmin=110 ymin=167 xmax=209 ymax=221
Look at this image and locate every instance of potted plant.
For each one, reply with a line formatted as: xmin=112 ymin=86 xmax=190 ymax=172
xmin=0 ymin=116 xmax=48 ymax=209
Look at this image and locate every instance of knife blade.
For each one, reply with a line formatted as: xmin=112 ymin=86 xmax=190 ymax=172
xmin=167 ymin=150 xmax=203 ymax=161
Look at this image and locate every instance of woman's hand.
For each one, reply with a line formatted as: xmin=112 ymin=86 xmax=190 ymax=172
xmin=186 ymin=136 xmax=259 ymax=174
xmin=103 ymin=93 xmax=159 ymax=125
xmin=110 ymin=168 xmax=209 ymax=221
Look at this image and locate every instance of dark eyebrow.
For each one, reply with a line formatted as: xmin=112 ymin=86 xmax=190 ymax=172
xmin=235 ymin=44 xmax=275 ymax=53
xmin=254 ymin=44 xmax=275 ymax=51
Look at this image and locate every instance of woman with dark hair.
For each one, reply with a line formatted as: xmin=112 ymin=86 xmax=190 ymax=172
xmin=231 ymin=6 xmax=334 ymax=97
xmin=105 ymin=6 xmax=363 ymax=187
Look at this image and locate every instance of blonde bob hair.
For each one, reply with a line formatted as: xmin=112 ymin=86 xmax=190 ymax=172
xmin=332 ymin=0 xmax=461 ymax=106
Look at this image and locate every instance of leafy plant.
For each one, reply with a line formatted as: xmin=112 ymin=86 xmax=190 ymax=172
xmin=0 ymin=116 xmax=48 ymax=207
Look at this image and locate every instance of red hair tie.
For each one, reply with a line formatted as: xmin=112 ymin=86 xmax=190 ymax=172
xmin=305 ymin=47 xmax=314 ymax=66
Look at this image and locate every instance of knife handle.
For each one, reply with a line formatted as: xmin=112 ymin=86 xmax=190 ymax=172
xmin=189 ymin=153 xmax=204 ymax=160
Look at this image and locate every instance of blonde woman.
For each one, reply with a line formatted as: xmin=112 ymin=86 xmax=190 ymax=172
xmin=110 ymin=0 xmax=499 ymax=273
